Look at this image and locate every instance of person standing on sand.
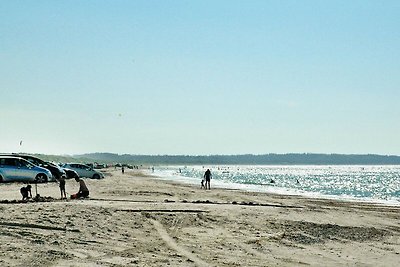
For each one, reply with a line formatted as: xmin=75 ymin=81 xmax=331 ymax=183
xmin=74 ymin=177 xmax=89 ymax=198
xmin=59 ymin=175 xmax=67 ymax=199
xmin=204 ymin=169 xmax=212 ymax=190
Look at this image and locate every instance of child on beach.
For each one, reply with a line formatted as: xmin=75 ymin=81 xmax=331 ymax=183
xmin=201 ymin=179 xmax=205 ymax=189
xmin=59 ymin=175 xmax=67 ymax=199
xmin=20 ymin=185 xmax=32 ymax=200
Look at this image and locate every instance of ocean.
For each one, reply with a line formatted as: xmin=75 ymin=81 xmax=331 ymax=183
xmin=151 ymin=165 xmax=400 ymax=206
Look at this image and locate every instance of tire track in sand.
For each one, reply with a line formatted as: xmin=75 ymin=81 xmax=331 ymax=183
xmin=151 ymin=219 xmax=212 ymax=267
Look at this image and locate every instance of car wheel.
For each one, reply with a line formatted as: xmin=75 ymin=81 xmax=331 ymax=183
xmin=35 ymin=174 xmax=48 ymax=183
xmin=93 ymin=174 xmax=100 ymax=179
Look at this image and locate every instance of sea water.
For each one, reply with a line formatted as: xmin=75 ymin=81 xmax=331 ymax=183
xmin=152 ymin=165 xmax=400 ymax=205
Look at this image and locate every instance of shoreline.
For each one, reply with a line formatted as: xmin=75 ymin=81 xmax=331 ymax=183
xmin=0 ymin=168 xmax=399 ymax=266
xmin=150 ymin=168 xmax=400 ymax=208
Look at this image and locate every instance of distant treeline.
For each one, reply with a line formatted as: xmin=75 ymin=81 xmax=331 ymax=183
xmin=73 ymin=153 xmax=400 ymax=165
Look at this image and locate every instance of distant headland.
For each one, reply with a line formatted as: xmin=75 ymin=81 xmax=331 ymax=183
xmin=37 ymin=153 xmax=400 ymax=165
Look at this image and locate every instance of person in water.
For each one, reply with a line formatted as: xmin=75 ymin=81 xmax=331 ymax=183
xmin=203 ymin=169 xmax=212 ymax=190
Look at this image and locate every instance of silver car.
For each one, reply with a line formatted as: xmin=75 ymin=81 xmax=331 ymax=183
xmin=61 ymin=163 xmax=104 ymax=179
xmin=0 ymin=156 xmax=54 ymax=183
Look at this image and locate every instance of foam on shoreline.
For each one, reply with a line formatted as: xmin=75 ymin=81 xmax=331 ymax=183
xmin=150 ymin=167 xmax=400 ymax=207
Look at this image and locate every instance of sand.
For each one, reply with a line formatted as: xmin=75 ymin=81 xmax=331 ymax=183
xmin=0 ymin=168 xmax=399 ymax=266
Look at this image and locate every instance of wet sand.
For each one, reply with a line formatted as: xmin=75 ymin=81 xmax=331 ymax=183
xmin=0 ymin=168 xmax=399 ymax=266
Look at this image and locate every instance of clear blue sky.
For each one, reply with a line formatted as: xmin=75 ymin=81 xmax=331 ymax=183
xmin=1 ymin=0 xmax=399 ymax=155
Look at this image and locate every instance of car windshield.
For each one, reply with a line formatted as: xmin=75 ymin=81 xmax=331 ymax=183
xmin=18 ymin=159 xmax=31 ymax=168
xmin=25 ymin=158 xmax=43 ymax=166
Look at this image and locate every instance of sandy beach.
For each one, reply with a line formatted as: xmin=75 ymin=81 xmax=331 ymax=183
xmin=0 ymin=168 xmax=399 ymax=266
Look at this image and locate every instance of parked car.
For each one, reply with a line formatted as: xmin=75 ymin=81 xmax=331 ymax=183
xmin=0 ymin=156 xmax=54 ymax=183
xmin=62 ymin=168 xmax=79 ymax=179
xmin=94 ymin=163 xmax=107 ymax=169
xmin=0 ymin=154 xmax=65 ymax=180
xmin=61 ymin=163 xmax=104 ymax=179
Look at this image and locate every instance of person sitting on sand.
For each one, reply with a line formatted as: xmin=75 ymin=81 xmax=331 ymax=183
xmin=74 ymin=177 xmax=89 ymax=198
xmin=20 ymin=185 xmax=32 ymax=200
xmin=204 ymin=169 xmax=212 ymax=190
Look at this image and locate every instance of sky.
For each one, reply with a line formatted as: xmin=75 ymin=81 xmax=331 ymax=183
xmin=1 ymin=0 xmax=399 ymax=156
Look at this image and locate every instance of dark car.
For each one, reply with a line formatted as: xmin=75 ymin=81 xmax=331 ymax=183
xmin=0 ymin=154 xmax=66 ymax=181
xmin=63 ymin=168 xmax=79 ymax=179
